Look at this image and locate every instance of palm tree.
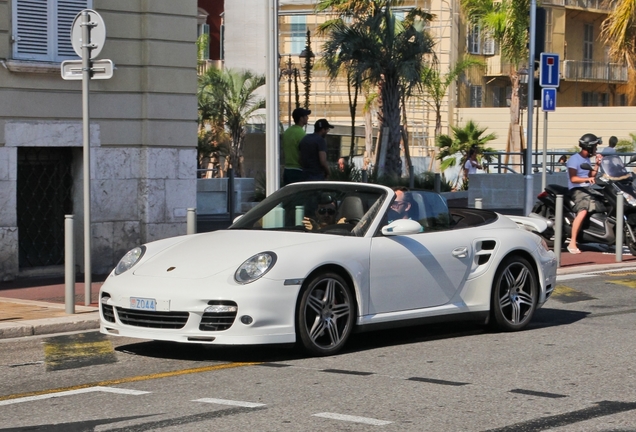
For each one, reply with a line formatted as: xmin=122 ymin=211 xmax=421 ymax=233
xmin=319 ymin=0 xmax=435 ymax=180
xmin=198 ymin=67 xmax=265 ymax=177
xmin=460 ymin=0 xmax=530 ymax=158
xmin=436 ymin=120 xmax=497 ymax=188
xmin=420 ymin=56 xmax=485 ymax=139
xmin=600 ymin=0 xmax=636 ymax=103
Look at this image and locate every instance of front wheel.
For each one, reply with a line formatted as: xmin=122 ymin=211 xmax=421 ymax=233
xmin=296 ymin=272 xmax=355 ymax=356
xmin=491 ymin=256 xmax=538 ymax=331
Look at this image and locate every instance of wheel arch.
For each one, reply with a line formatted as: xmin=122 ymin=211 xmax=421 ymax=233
xmin=297 ymin=264 xmax=360 ymax=319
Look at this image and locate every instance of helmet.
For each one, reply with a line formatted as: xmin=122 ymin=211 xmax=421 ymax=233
xmin=579 ymin=133 xmax=602 ymax=151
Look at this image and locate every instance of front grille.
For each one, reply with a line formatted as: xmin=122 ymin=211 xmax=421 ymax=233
xmin=199 ymin=301 xmax=238 ymax=331
xmin=102 ymin=304 xmax=115 ymax=323
xmin=116 ymin=307 xmax=189 ymax=329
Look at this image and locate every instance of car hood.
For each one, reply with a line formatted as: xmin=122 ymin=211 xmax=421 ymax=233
xmin=132 ymin=230 xmax=337 ymax=279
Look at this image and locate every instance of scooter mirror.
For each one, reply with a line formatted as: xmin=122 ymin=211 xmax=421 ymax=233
xmin=580 ymin=162 xmax=592 ymax=170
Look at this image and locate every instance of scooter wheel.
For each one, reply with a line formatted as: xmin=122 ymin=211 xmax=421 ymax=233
xmin=629 ymin=242 xmax=636 ymax=257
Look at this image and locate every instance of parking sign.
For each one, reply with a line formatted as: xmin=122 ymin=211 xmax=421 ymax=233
xmin=540 ymin=53 xmax=560 ymax=88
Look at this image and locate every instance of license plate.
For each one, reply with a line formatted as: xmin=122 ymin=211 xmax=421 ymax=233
xmin=130 ymin=297 xmax=156 ymax=311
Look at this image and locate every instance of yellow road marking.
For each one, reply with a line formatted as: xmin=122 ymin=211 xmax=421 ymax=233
xmin=552 ymin=285 xmax=577 ymax=295
xmin=605 ymin=271 xmax=636 ymax=277
xmin=608 ymin=279 xmax=636 ymax=289
xmin=0 ymin=362 xmax=260 ymax=402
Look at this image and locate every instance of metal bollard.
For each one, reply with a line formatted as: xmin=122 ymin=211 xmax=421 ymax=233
xmin=555 ymin=195 xmax=563 ymax=267
xmin=65 ymin=215 xmax=75 ymax=314
xmin=187 ymin=208 xmax=197 ymax=235
xmin=616 ymin=191 xmax=624 ymax=262
xmin=475 ymin=198 xmax=482 ymax=209
xmin=434 ymin=173 xmax=441 ymax=193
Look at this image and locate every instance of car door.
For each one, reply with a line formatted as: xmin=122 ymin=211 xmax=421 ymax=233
xmin=368 ymin=229 xmax=473 ymax=315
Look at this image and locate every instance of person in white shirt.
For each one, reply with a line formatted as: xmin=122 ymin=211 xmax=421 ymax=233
xmin=566 ymin=133 xmax=605 ymax=254
xmin=463 ymin=147 xmax=482 ymax=179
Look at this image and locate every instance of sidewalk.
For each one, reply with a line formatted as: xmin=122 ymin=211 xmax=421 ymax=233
xmin=1 ymin=250 xmax=636 ymax=340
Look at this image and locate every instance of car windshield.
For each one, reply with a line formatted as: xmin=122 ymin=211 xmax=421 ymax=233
xmin=229 ymin=183 xmax=387 ymax=236
xmin=600 ymin=155 xmax=629 ymax=178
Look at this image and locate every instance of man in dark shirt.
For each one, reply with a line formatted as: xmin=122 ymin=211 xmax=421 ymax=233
xmin=299 ymin=118 xmax=334 ymax=181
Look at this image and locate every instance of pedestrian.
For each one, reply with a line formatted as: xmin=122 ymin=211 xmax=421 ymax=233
xmin=338 ymin=157 xmax=346 ymax=172
xmin=282 ymin=107 xmax=311 ymax=185
xmin=299 ymin=119 xmax=334 ymax=181
xmin=602 ymin=136 xmax=618 ymax=155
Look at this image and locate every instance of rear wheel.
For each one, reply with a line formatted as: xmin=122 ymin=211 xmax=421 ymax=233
xmin=296 ymin=272 xmax=355 ymax=356
xmin=491 ymin=256 xmax=538 ymax=331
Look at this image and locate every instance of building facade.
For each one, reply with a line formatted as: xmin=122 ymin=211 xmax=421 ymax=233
xmin=0 ymin=0 xmax=199 ymax=280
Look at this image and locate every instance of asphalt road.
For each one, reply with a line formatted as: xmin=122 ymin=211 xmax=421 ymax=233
xmin=1 ymin=270 xmax=636 ymax=431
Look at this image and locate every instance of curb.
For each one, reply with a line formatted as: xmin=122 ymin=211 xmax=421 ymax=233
xmin=0 ymin=297 xmax=100 ymax=340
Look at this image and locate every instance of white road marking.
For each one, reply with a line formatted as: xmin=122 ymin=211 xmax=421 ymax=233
xmin=313 ymin=412 xmax=393 ymax=426
xmin=194 ymin=398 xmax=266 ymax=408
xmin=0 ymin=386 xmax=149 ymax=406
xmin=557 ymin=274 xmax=596 ymax=281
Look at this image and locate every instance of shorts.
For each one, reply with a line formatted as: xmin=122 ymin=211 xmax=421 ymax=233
xmin=569 ymin=187 xmax=606 ymax=214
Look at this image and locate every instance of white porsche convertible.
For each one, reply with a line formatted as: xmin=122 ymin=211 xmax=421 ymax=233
xmin=99 ymin=182 xmax=557 ymax=356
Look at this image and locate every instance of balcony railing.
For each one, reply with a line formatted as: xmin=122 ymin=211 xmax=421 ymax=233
xmin=563 ymin=60 xmax=628 ymax=83
xmin=486 ymin=56 xmax=513 ymax=76
xmin=540 ymin=0 xmax=614 ymax=11
xmin=197 ymin=59 xmax=224 ymax=75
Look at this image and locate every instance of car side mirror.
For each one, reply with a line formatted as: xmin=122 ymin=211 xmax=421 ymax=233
xmin=381 ymin=219 xmax=423 ymax=236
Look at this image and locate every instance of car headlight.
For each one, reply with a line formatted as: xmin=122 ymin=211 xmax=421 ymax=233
xmin=114 ymin=246 xmax=146 ymax=275
xmin=234 ymin=252 xmax=277 ymax=284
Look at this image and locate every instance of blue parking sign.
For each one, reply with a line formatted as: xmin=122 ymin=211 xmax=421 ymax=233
xmin=542 ymin=88 xmax=557 ymax=112
xmin=539 ymin=53 xmax=560 ymax=88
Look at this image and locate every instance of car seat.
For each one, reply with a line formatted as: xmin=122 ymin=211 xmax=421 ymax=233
xmin=337 ymin=195 xmax=365 ymax=224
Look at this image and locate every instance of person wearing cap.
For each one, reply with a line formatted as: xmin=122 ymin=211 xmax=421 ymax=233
xmin=282 ymin=108 xmax=311 ymax=185
xmin=299 ymin=118 xmax=334 ymax=181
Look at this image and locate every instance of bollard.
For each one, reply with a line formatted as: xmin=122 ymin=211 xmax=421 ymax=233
xmin=65 ymin=215 xmax=75 ymax=314
xmin=555 ymin=195 xmax=563 ymax=267
xmin=187 ymin=208 xmax=197 ymax=235
xmin=475 ymin=198 xmax=482 ymax=209
xmin=616 ymin=191 xmax=624 ymax=262
xmin=434 ymin=173 xmax=441 ymax=193
xmin=362 ymin=169 xmax=368 ymax=183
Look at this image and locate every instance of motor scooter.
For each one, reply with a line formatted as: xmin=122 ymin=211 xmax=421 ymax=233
xmin=531 ymin=154 xmax=636 ymax=255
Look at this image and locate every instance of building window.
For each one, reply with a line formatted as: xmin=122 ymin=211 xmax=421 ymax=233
xmin=467 ymin=24 xmax=480 ymax=54
xmin=617 ymin=94 xmax=627 ymax=106
xmin=290 ymin=16 xmax=307 ymax=54
xmin=482 ymin=30 xmax=496 ymax=55
xmin=12 ymin=0 xmax=91 ymax=62
xmin=582 ymin=92 xmax=609 ymax=106
xmin=470 ymin=85 xmax=483 ymax=107
xmin=545 ymin=9 xmax=553 ymax=52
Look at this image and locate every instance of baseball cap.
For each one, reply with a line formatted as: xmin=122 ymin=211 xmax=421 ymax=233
xmin=292 ymin=108 xmax=311 ymax=122
xmin=314 ymin=119 xmax=334 ymax=130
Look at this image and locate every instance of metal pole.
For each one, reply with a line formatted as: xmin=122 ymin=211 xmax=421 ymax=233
xmin=265 ymin=0 xmax=280 ymax=196
xmin=287 ymin=56 xmax=292 ymax=127
xmin=186 ymin=208 xmax=196 ymax=235
xmin=81 ymin=10 xmax=92 ymax=306
xmin=475 ymin=198 xmax=483 ymax=209
xmin=616 ymin=191 xmax=624 ymax=262
xmin=524 ymin=0 xmax=537 ymax=216
xmin=65 ymin=215 xmax=75 ymax=314
xmin=555 ymin=194 xmax=563 ymax=267
xmin=434 ymin=173 xmax=441 ymax=193
xmin=542 ymin=111 xmax=548 ymax=190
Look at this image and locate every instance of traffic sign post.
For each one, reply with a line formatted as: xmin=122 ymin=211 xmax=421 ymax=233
xmin=61 ymin=9 xmax=112 ymax=306
xmin=539 ymin=54 xmax=559 ymax=190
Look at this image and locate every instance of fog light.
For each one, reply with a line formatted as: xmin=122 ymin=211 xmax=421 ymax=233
xmin=240 ymin=315 xmax=253 ymax=325
xmin=205 ymin=305 xmax=238 ymax=313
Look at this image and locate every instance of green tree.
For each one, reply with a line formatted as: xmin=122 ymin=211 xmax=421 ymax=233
xmin=460 ymin=0 xmax=529 ymax=156
xmin=600 ymin=0 xmax=636 ymax=103
xmin=319 ymin=0 xmax=435 ymax=180
xmin=198 ymin=67 xmax=265 ymax=177
xmin=420 ymin=56 xmax=484 ymax=139
xmin=436 ymin=120 xmax=497 ymax=188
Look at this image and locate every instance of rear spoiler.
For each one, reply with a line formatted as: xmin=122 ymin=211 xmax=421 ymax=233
xmin=507 ymin=213 xmax=549 ymax=234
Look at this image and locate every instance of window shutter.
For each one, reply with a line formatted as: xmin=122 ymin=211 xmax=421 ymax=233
xmin=56 ymin=0 xmax=88 ymax=59
xmin=14 ymin=0 xmax=50 ymax=60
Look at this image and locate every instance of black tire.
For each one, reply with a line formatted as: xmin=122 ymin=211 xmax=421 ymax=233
xmin=628 ymin=242 xmax=636 ymax=257
xmin=296 ymin=272 xmax=355 ymax=356
xmin=491 ymin=256 xmax=538 ymax=331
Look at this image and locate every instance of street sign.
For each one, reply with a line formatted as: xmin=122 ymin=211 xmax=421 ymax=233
xmin=539 ymin=53 xmax=560 ymax=88
xmin=541 ymin=88 xmax=557 ymax=112
xmin=71 ymin=9 xmax=106 ymax=59
xmin=61 ymin=59 xmax=114 ymax=80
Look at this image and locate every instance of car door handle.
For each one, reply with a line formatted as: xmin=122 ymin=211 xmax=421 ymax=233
xmin=452 ymin=247 xmax=468 ymax=258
